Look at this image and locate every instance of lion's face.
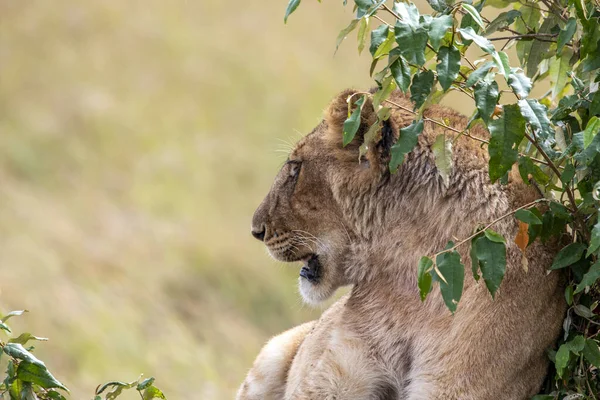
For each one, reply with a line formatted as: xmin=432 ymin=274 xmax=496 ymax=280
xmin=251 ymin=122 xmax=354 ymax=305
xmin=251 ymin=89 xmax=412 ymax=304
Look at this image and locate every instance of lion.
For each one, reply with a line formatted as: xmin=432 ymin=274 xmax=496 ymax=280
xmin=237 ymin=89 xmax=566 ymax=400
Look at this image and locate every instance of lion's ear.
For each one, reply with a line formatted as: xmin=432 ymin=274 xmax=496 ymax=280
xmin=324 ymin=89 xmax=376 ymax=147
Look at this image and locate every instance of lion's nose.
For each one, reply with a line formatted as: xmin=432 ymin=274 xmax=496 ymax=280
xmin=251 ymin=224 xmax=266 ymax=242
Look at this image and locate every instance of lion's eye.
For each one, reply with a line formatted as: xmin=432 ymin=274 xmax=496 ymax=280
xmin=288 ymin=161 xmax=301 ymax=178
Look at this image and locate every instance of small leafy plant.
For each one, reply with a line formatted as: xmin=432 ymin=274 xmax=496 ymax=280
xmin=0 ymin=310 xmax=166 ymax=400
xmin=286 ymin=0 xmax=599 ymax=398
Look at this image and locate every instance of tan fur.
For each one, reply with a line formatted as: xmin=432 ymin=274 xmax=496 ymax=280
xmin=238 ymin=89 xmax=566 ymax=400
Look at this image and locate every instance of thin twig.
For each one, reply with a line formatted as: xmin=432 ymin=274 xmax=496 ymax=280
xmin=373 ymin=14 xmax=392 ymax=27
xmin=489 ymin=33 xmax=558 ymax=43
xmin=523 ymin=131 xmax=577 ymax=212
xmin=381 ymin=3 xmax=401 ymax=20
xmin=430 ymin=198 xmax=550 ymax=260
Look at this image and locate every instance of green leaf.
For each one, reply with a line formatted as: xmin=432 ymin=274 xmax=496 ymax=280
xmin=394 ymin=21 xmax=428 ymax=66
xmin=461 ymin=3 xmax=485 ymax=31
xmin=427 ymin=15 xmax=453 ymax=51
xmin=575 ymin=261 xmax=600 ymax=294
xmin=3 ymin=343 xmax=43 ymax=365
xmin=432 ymin=134 xmax=453 ymax=186
xmin=587 ymin=221 xmax=600 ymax=257
xmin=96 ymin=381 xmax=135 ymax=395
xmin=474 ymin=234 xmax=506 ymax=298
xmin=474 ymin=80 xmax=499 ymax=124
xmin=409 ymin=70 xmax=435 ymax=110
xmin=517 ymin=156 xmax=549 ymax=185
xmin=514 ymin=2 xmax=541 ymax=65
xmin=21 ymin=382 xmax=37 ymax=400
xmin=392 ymin=2 xmax=420 ymax=27
xmin=560 ymin=162 xmax=575 ymax=185
xmin=354 ymin=0 xmax=373 ymax=17
xmin=390 ymin=56 xmax=411 ymax=93
xmin=515 ymin=209 xmax=542 ymax=225
xmin=525 ymin=16 xmax=557 ymax=78
xmin=0 ymin=322 xmax=11 ymax=334
xmin=284 ymin=0 xmax=301 ymax=23
xmin=518 ymin=99 xmax=553 ymax=139
xmin=583 ymin=339 xmax=600 ymax=367
xmin=488 ymin=104 xmax=525 ymax=182
xmin=507 ymin=70 xmax=531 ymax=99
xmin=370 ymin=25 xmax=389 ymax=57
xmin=565 ymin=285 xmax=573 ymax=305
xmin=550 ymin=242 xmax=586 ymax=270
xmin=1 ymin=310 xmax=28 ymax=323
xmin=360 ymin=120 xmax=382 ymax=158
xmin=8 ymin=333 xmax=48 ymax=346
xmin=549 ymin=51 xmax=570 ymax=100
xmin=466 ymin=61 xmax=494 ymax=88
xmin=484 ymin=229 xmax=505 ymax=243
xmin=8 ymin=376 xmax=22 ymax=400
xmin=357 ymin=17 xmax=369 ymax=55
xmin=373 ymin=27 xmax=395 ymax=59
xmin=342 ymin=95 xmax=366 ymax=146
xmin=142 ymin=386 xmax=166 ymax=400
xmin=591 ymin=90 xmax=600 ymax=117
xmin=574 ymin=304 xmax=594 ymax=318
xmin=389 ymin=119 xmax=424 ymax=173
xmin=484 ymin=0 xmax=517 ymax=7
xmin=485 ymin=10 xmax=521 ymax=36
xmin=372 ymin=76 xmax=395 ymax=110
xmin=137 ymin=377 xmax=156 ymax=391
xmin=434 ymin=244 xmax=465 ymax=313
xmin=459 ymin=27 xmax=495 ymax=54
xmin=549 ymin=201 xmax=571 ymax=220
xmin=493 ymin=51 xmax=511 ymax=79
xmin=555 ymin=343 xmax=570 ymax=377
xmin=335 ymin=19 xmax=359 ymax=53
xmin=17 ymin=362 xmax=68 ymax=391
xmin=583 ymin=116 xmax=600 ymax=149
xmin=436 ymin=45 xmax=461 ymax=92
xmin=46 ymin=391 xmax=67 ymax=400
xmin=567 ymin=335 xmax=586 ymax=354
xmin=426 ymin=0 xmax=454 ymax=13
xmin=557 ymin=17 xmax=577 ymax=54
xmin=417 ymin=256 xmax=433 ymax=301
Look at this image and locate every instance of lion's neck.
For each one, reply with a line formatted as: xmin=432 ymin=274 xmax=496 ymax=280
xmin=338 ymin=149 xmax=511 ymax=288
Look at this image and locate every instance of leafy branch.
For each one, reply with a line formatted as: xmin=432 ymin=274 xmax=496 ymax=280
xmin=430 ymin=198 xmax=549 ymax=261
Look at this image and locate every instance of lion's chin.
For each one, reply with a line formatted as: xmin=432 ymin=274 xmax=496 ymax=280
xmin=298 ymin=277 xmax=336 ymax=306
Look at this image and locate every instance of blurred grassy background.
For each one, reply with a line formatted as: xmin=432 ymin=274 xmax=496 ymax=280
xmin=0 ymin=1 xmax=496 ymax=399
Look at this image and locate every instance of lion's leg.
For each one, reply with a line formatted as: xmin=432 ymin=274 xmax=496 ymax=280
xmin=236 ymin=321 xmax=315 ymax=400
xmin=285 ymin=326 xmax=395 ymax=400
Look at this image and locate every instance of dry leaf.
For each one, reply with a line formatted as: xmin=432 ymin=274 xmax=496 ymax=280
xmin=515 ymin=221 xmax=529 ymax=252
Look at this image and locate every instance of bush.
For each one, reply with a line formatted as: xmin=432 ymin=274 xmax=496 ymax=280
xmin=0 ymin=311 xmax=166 ymax=400
xmin=285 ymin=0 xmax=600 ymax=398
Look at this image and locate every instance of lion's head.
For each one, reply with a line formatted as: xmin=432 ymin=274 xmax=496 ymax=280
xmin=251 ymin=89 xmax=408 ymax=304
xmin=251 ymin=88 xmax=491 ymax=305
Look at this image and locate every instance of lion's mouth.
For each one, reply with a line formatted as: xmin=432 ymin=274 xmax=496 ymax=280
xmin=300 ymin=254 xmax=321 ymax=283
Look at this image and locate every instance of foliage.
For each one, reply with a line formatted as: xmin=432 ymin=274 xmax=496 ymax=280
xmin=0 ymin=311 xmax=166 ymax=400
xmin=285 ymin=0 xmax=600 ymax=397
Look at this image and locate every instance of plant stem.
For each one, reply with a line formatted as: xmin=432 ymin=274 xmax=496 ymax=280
xmin=522 ymin=131 xmax=577 ymax=212
xmin=489 ymin=33 xmax=558 ymax=43
xmin=430 ymin=198 xmax=550 ymax=260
